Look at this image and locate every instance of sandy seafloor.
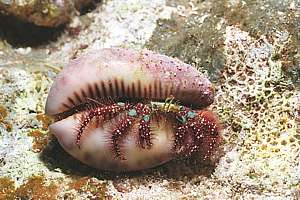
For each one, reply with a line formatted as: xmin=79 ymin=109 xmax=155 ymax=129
xmin=0 ymin=0 xmax=300 ymax=199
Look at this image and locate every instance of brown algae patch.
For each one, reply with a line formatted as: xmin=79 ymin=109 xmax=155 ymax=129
xmin=36 ymin=113 xmax=53 ymax=130
xmin=14 ymin=176 xmax=59 ymax=200
xmin=0 ymin=176 xmax=111 ymax=200
xmin=68 ymin=176 xmax=111 ymax=199
xmin=0 ymin=176 xmax=59 ymax=200
xmin=28 ymin=130 xmax=51 ymax=153
xmin=0 ymin=177 xmax=15 ymax=200
xmin=0 ymin=105 xmax=7 ymax=122
xmin=0 ymin=105 xmax=12 ymax=132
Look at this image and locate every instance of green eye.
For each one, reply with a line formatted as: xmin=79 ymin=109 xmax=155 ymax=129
xmin=128 ymin=109 xmax=137 ymax=117
xmin=143 ymin=115 xmax=150 ymax=122
xmin=187 ymin=111 xmax=196 ymax=118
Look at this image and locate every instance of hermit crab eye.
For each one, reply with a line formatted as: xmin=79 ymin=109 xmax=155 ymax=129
xmin=45 ymin=48 xmax=222 ymax=172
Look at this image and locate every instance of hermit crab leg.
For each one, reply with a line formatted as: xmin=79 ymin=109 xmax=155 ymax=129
xmin=109 ymin=113 xmax=136 ymax=160
xmin=75 ymin=103 xmax=125 ymax=147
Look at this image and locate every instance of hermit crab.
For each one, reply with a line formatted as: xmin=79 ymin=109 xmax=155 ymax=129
xmin=45 ymin=48 xmax=221 ymax=172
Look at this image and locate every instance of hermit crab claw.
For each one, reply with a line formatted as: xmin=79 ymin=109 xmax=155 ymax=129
xmin=45 ymin=48 xmax=221 ymax=172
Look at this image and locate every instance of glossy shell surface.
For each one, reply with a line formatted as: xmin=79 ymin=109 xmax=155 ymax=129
xmin=45 ymin=48 xmax=220 ymax=172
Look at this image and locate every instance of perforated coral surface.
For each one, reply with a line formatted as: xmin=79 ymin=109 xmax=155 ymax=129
xmin=213 ymin=26 xmax=300 ymax=192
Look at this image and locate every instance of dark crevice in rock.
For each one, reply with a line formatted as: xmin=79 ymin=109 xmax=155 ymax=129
xmin=77 ymin=0 xmax=102 ymax=16
xmin=0 ymin=13 xmax=65 ymax=47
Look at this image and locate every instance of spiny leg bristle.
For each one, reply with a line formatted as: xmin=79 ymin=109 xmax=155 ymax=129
xmin=75 ymin=103 xmax=125 ymax=148
xmin=174 ymin=124 xmax=189 ymax=153
xmin=196 ymin=111 xmax=222 ymax=158
xmin=76 ymin=112 xmax=94 ymax=148
xmin=109 ymin=114 xmax=135 ymax=160
xmin=135 ymin=103 xmax=153 ymax=149
xmin=138 ymin=117 xmax=152 ymax=149
xmin=173 ymin=109 xmax=222 ymax=158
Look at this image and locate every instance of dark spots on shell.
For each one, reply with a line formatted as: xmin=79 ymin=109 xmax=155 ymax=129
xmin=120 ymin=79 xmax=126 ymax=97
xmin=158 ymin=80 xmax=163 ymax=99
xmin=101 ymin=81 xmax=108 ymax=97
xmin=74 ymin=91 xmax=82 ymax=103
xmin=88 ymin=84 xmax=94 ymax=99
xmin=131 ymin=82 xmax=136 ymax=98
xmin=148 ymin=83 xmax=152 ymax=98
xmin=81 ymin=88 xmax=87 ymax=99
xmin=57 ymin=77 xmax=213 ymax=124
xmin=137 ymin=80 xmax=142 ymax=98
xmin=62 ymin=103 xmax=71 ymax=109
xmin=126 ymin=85 xmax=131 ymax=99
xmin=114 ymin=78 xmax=120 ymax=97
xmin=67 ymin=97 xmax=76 ymax=106
xmin=143 ymin=86 xmax=148 ymax=99
xmin=154 ymin=79 xmax=158 ymax=98
xmin=108 ymin=80 xmax=114 ymax=97
xmin=94 ymin=83 xmax=101 ymax=97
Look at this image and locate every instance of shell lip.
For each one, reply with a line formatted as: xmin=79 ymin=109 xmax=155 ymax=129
xmin=45 ymin=47 xmax=216 ymax=119
xmin=46 ymin=95 xmax=213 ymax=122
